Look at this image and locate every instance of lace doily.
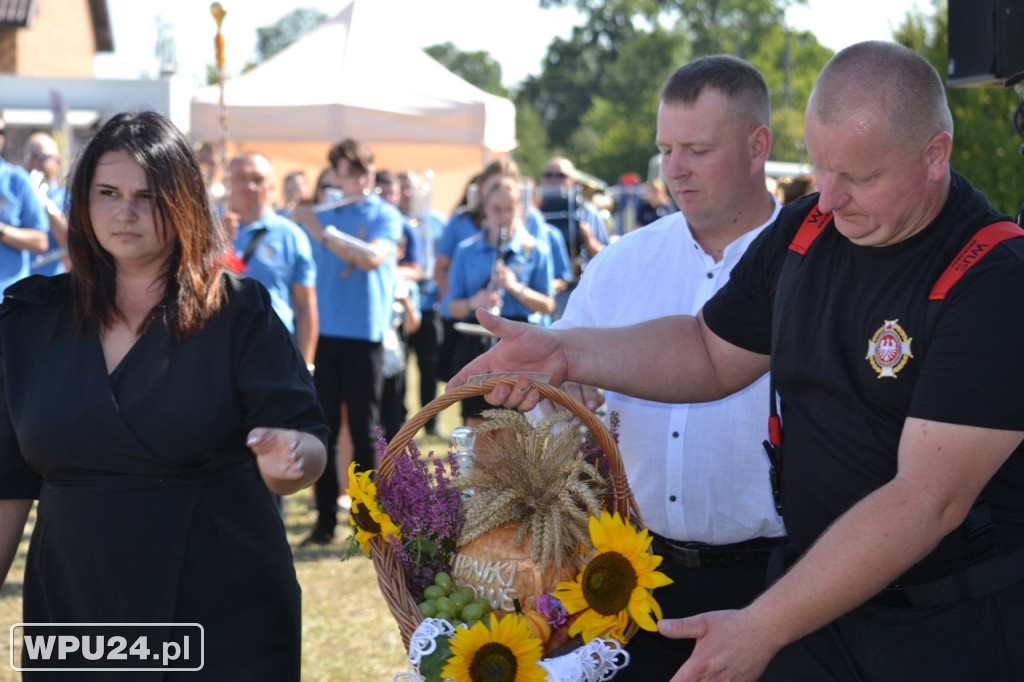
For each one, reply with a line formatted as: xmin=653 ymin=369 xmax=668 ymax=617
xmin=394 ymin=618 xmax=630 ymax=682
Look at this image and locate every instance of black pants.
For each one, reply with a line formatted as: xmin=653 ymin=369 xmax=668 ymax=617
xmin=436 ymin=318 xmax=458 ymax=382
xmin=615 ymin=540 xmax=773 ymax=681
xmin=311 ymin=336 xmax=383 ymax=535
xmin=762 ymin=579 xmax=1024 ymax=681
xmin=408 ymin=309 xmax=443 ymax=423
xmin=381 ymin=334 xmax=409 ymax=442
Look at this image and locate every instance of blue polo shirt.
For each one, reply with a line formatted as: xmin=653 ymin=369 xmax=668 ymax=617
xmin=438 ymin=206 xmax=550 ymax=259
xmin=442 ymin=229 xmax=554 ymax=322
xmin=0 ymin=158 xmax=48 ymax=296
xmin=233 ymin=208 xmax=316 ymax=333
xmin=32 ymin=184 xmax=68 ymax=277
xmin=312 ymin=193 xmax=402 ymax=342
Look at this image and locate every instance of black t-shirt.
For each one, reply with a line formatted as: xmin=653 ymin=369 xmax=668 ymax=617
xmin=704 ymin=171 xmax=1024 ymax=584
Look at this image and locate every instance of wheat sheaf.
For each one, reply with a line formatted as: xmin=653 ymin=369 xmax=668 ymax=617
xmin=458 ymin=408 xmax=608 ymax=569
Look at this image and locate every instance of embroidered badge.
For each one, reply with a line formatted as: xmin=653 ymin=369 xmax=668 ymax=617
xmin=866 ymin=319 xmax=913 ymax=378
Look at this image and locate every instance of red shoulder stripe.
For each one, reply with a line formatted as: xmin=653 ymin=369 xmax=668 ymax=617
xmin=789 ymin=204 xmax=833 ymax=255
xmin=929 ymin=221 xmax=1024 ymax=301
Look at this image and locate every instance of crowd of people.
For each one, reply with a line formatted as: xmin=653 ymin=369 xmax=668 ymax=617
xmin=3 ymin=37 xmax=1024 ymax=680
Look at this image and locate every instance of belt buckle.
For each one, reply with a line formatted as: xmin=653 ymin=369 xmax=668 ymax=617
xmin=671 ymin=543 xmax=703 ymax=569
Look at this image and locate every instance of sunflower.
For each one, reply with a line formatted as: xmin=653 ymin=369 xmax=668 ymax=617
xmin=442 ymin=614 xmax=546 ymax=682
xmin=552 ymin=511 xmax=673 ymax=643
xmin=345 ymin=462 xmax=402 ymax=555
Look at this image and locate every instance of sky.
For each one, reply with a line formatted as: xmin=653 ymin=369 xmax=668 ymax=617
xmin=94 ymin=0 xmax=931 ymax=89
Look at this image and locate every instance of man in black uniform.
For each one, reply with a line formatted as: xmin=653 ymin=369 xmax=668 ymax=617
xmin=448 ymin=41 xmax=1024 ymax=681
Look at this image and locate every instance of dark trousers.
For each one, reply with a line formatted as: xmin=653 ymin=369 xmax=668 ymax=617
xmin=408 ymin=309 xmax=443 ymax=423
xmin=312 ymin=336 xmax=383 ymax=535
xmin=381 ymin=343 xmax=408 ymax=442
xmin=436 ymin=317 xmax=458 ymax=382
xmin=762 ymin=579 xmax=1024 ymax=681
xmin=616 ymin=540 xmax=773 ymax=681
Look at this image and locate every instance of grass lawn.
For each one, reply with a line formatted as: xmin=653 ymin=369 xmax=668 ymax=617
xmin=0 ymin=366 xmax=464 ymax=682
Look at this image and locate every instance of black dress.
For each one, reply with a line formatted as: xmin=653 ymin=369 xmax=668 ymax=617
xmin=0 ymin=273 xmax=328 ymax=680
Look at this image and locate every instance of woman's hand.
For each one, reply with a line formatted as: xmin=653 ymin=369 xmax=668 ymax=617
xmin=247 ymin=428 xmax=326 ymax=495
xmin=470 ymin=288 xmax=503 ymax=312
xmin=493 ymin=262 xmax=520 ymax=292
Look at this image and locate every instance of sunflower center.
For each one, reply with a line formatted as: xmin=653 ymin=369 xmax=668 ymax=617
xmin=351 ymin=503 xmax=381 ymax=534
xmin=469 ymin=642 xmax=518 ymax=682
xmin=581 ymin=551 xmax=638 ymax=616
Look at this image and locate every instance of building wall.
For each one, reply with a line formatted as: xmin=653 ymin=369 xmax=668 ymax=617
xmin=0 ymin=31 xmax=16 ymax=72
xmin=8 ymin=0 xmax=97 ymax=77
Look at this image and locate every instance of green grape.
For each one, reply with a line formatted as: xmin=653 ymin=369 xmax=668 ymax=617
xmin=470 ymin=597 xmax=492 ymax=614
xmin=434 ymin=608 xmax=454 ymax=622
xmin=417 ymin=600 xmax=437 ymax=618
xmin=455 ymin=586 xmax=476 ymax=604
xmin=449 ymin=590 xmax=471 ymax=610
xmin=433 ymin=572 xmax=453 ymax=591
xmin=460 ymin=602 xmax=485 ymax=623
xmin=423 ymin=585 xmax=446 ymax=600
xmin=434 ymin=596 xmax=455 ymax=614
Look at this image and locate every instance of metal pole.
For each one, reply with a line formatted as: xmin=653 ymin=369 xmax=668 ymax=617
xmin=211 ymin=3 xmax=228 ymax=199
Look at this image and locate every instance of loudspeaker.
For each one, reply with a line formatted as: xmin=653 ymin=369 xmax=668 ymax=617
xmin=948 ymin=0 xmax=1024 ymax=86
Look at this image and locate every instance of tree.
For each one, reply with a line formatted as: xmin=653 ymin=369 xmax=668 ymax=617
xmin=155 ymin=15 xmax=177 ymax=77
xmin=746 ymin=25 xmax=833 ymax=164
xmin=422 ymin=42 xmax=551 ymax=179
xmin=523 ymin=0 xmax=819 ymax=169
xmin=576 ymin=27 xmax=687 ymax=182
xmin=254 ymin=8 xmax=327 ymax=67
xmin=893 ymin=0 xmax=1022 ymax=214
xmin=516 ymin=27 xmax=630 ymax=154
xmin=424 ymin=43 xmax=507 ymax=97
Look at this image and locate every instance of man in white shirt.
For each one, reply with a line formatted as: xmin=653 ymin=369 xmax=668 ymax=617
xmin=553 ymin=55 xmax=785 ymax=679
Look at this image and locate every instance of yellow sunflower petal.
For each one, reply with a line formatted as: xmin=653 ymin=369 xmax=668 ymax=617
xmin=638 ymin=568 xmax=673 ymax=590
xmin=552 ymin=584 xmax=589 ymax=616
xmin=589 ymin=513 xmax=609 ymax=549
xmin=628 ymin=592 xmax=662 ymax=632
xmin=442 ymin=614 xmax=545 ymax=682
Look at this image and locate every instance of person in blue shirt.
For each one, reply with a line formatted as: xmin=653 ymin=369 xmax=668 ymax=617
xmin=436 ymin=159 xmax=565 ymax=378
xmin=537 ymin=156 xmax=611 ymax=318
xmin=0 ymin=114 xmax=49 ymax=296
xmin=291 ymin=138 xmax=403 ymax=546
xmin=226 ymin=151 xmax=318 ymax=367
xmin=398 ymin=171 xmax=447 ymax=435
xmin=442 ymin=176 xmax=555 ymax=427
xmin=22 ymin=132 xmax=69 ymax=276
xmin=376 ymin=169 xmax=424 ymax=440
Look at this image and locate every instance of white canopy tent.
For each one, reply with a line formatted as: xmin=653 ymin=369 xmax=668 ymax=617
xmin=189 ymin=0 xmax=516 ymax=212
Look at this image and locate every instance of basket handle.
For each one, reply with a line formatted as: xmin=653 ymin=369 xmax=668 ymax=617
xmin=380 ymin=377 xmax=639 ymax=526
xmin=382 ymin=378 xmax=615 ymax=473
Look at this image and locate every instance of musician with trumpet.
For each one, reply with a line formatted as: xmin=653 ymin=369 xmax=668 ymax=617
xmin=0 ymin=114 xmax=49 ymax=298
xmin=290 ymin=138 xmax=403 ymax=547
xmin=442 ymin=176 xmax=556 ymax=428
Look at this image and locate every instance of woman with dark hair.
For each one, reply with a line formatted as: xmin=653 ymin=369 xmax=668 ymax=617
xmin=0 ymin=111 xmax=327 ymax=679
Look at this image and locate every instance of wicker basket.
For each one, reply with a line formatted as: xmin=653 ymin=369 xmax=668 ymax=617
xmin=371 ymin=376 xmax=646 ymax=650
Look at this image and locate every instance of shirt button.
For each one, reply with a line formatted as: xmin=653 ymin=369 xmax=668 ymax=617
xmin=672 ymin=431 xmax=679 ymax=438
xmin=706 ymin=272 xmax=713 ymax=279
xmin=669 ymin=495 xmax=677 ymax=502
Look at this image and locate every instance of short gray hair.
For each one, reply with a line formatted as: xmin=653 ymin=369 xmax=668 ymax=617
xmin=810 ymin=41 xmax=953 ymax=146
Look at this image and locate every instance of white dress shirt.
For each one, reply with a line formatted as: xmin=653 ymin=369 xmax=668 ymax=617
xmin=554 ymin=207 xmax=786 ymax=544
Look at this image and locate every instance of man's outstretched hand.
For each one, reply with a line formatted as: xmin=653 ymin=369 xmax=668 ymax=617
xmin=447 ymin=308 xmax=569 ymax=412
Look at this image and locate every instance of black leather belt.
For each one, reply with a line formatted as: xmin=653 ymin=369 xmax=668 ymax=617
xmin=871 ymin=545 xmax=1024 ymax=608
xmin=651 ymin=533 xmax=786 ymax=569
